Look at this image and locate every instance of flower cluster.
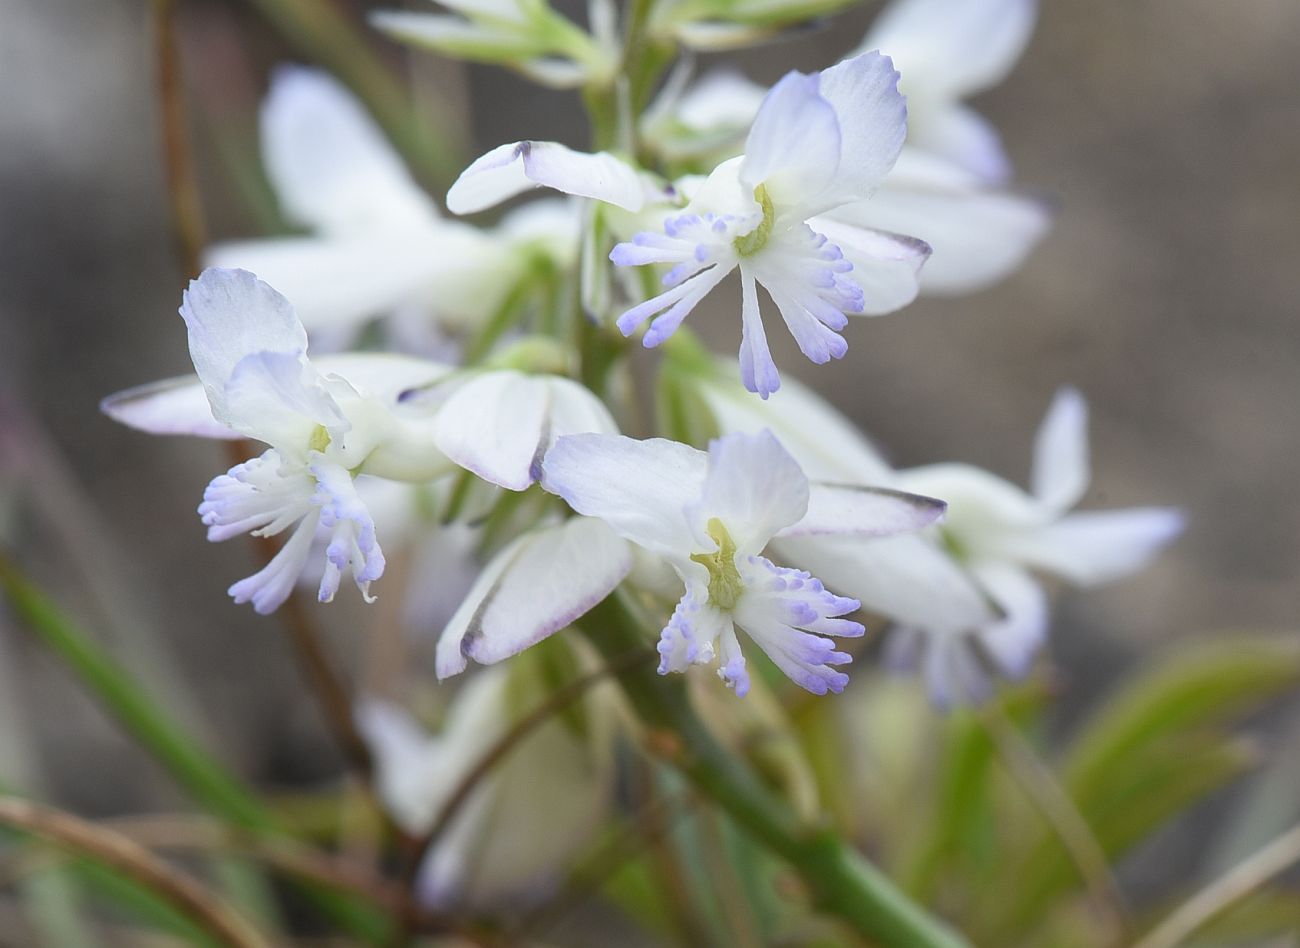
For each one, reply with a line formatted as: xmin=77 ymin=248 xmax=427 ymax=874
xmin=97 ymin=0 xmax=1188 ymax=913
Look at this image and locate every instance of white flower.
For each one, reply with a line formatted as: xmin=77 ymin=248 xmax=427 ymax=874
xmin=540 ymin=430 xmax=947 ymax=696
xmin=206 ymin=67 xmax=575 ymax=340
xmin=676 ymin=358 xmax=1181 ymax=706
xmin=358 ymin=664 xmax=610 ymax=910
xmin=648 ymin=66 xmax=1051 ymax=297
xmin=855 ymin=0 xmax=1037 ymax=182
xmin=610 ymin=52 xmax=930 ymax=398
xmin=103 ymin=271 xmax=618 ymax=615
xmin=103 ymin=269 xmax=453 ymax=613
xmin=878 ymin=388 xmax=1182 ymax=706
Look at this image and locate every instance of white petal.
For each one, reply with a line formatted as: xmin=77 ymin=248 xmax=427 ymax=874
xmin=898 ymin=462 xmax=1044 ymax=534
xmin=827 ymin=149 xmax=1052 ymax=295
xmin=969 ymin=561 xmax=1047 ymax=678
xmin=313 ymin=353 xmax=452 ymax=404
xmin=699 ymin=372 xmax=895 ymax=485
xmin=693 ymin=430 xmax=808 ymax=554
xmin=861 ymin=0 xmax=1037 ymax=101
xmin=179 ymin=268 xmax=309 ymax=421
xmin=675 ymin=70 xmax=767 ymax=133
xmin=204 ymin=232 xmax=444 ymax=333
xmin=541 ymin=434 xmax=706 ymax=558
xmin=446 ymin=141 xmax=645 ymax=214
xmin=815 ymin=51 xmax=908 ymax=204
xmin=544 ymin=377 xmax=620 ymax=439
xmin=1031 ymin=387 xmax=1089 ymax=513
xmin=780 ymin=484 xmax=945 ymax=538
xmin=260 ymin=66 xmax=436 ymax=233
xmin=737 ymin=269 xmax=780 ymax=398
xmin=432 ymin=371 xmax=549 ymax=491
xmin=740 ymin=71 xmax=841 ymax=208
xmin=773 ymin=532 xmax=997 ymax=629
xmin=808 ymin=218 xmax=929 ymax=315
xmin=100 ymin=376 xmax=242 ymax=440
xmin=355 ymin=701 xmax=443 ymax=834
xmin=457 ymin=518 xmax=633 ymax=666
xmin=223 ymin=350 xmax=343 ymax=448
xmin=910 ymin=104 xmax=1011 ymax=184
xmin=997 ymin=507 xmax=1186 ymax=586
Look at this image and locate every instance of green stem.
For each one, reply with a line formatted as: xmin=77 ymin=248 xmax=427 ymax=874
xmin=579 ymin=595 xmax=970 ymax=948
xmin=241 ymin=0 xmax=463 ymax=188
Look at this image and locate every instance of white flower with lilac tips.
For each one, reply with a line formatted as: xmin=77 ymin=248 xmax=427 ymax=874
xmin=610 ymin=51 xmax=930 ymax=398
xmin=541 ymin=429 xmax=947 ymax=695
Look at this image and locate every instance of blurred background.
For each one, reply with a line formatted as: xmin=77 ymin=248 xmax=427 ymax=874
xmin=2 ymin=0 xmax=1298 ymax=931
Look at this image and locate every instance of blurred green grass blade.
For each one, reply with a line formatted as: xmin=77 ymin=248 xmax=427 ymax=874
xmin=900 ymin=684 xmax=1046 ymax=901
xmin=987 ymin=738 xmax=1255 ymax=941
xmin=0 ymin=557 xmax=270 ymax=831
xmin=1178 ymin=889 xmax=1300 ymax=944
xmin=980 ymin=638 xmax=1299 ymax=941
xmin=1063 ymin=637 xmax=1300 ymax=804
xmin=77 ymin=861 xmax=223 ymax=948
xmin=0 ymin=558 xmax=391 ymax=942
xmin=21 ymin=868 xmax=98 ymax=948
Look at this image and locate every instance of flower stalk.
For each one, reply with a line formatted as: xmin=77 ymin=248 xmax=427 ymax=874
xmin=580 ymin=593 xmax=971 ymax=948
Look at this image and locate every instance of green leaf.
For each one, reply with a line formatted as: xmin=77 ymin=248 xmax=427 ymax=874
xmin=1063 ymin=638 xmax=1300 ymax=806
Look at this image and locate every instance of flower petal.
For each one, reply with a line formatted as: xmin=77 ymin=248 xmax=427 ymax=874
xmin=698 ymin=371 xmax=895 ymax=485
xmin=180 ymin=269 xmax=310 ymax=422
xmin=541 ymin=433 xmax=706 ymax=558
xmin=446 ymin=141 xmax=645 ymax=214
xmin=693 ymin=430 xmax=808 ymax=554
xmin=807 ymin=218 xmax=929 ymax=315
xmin=910 ymin=103 xmax=1011 ymax=184
xmin=1031 ymin=387 xmax=1089 ymax=514
xmin=826 ymin=148 xmax=1052 ymax=294
xmin=204 ymin=232 xmax=445 ymax=334
xmin=997 ymin=507 xmax=1186 ymax=586
xmin=100 ymin=376 xmax=242 ymax=440
xmin=969 ymin=561 xmax=1047 ymax=678
xmin=455 ymin=518 xmax=633 ymax=666
xmin=779 ymin=484 xmax=946 ymax=538
xmin=223 ymin=350 xmax=345 ymax=448
xmin=260 ymin=66 xmax=436 ymax=233
xmin=432 ymin=371 xmax=550 ymax=491
xmin=740 ymin=71 xmax=841 ymax=208
xmin=814 ymin=51 xmax=908 ymax=204
xmin=861 ymin=0 xmax=1036 ymax=101
xmin=773 ymin=532 xmax=998 ymax=629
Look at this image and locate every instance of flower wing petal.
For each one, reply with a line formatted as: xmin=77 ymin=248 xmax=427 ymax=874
xmin=179 ymin=268 xmax=309 ymax=423
xmin=432 ymin=371 xmax=550 ymax=491
xmin=740 ymin=71 xmax=841 ymax=207
xmin=100 ymin=376 xmax=242 ymax=440
xmin=541 ymin=433 xmax=706 ymax=558
xmin=998 ymin=507 xmax=1186 ymax=586
xmin=261 ymin=66 xmax=436 ymax=233
xmin=861 ymin=0 xmax=1036 ymax=101
xmin=1031 ymin=387 xmax=1089 ymax=514
xmin=459 ymin=518 xmax=633 ymax=665
xmin=695 ymin=430 xmax=808 ymax=553
xmin=815 ymin=51 xmax=908 ymax=204
xmin=779 ymin=484 xmax=946 ymax=538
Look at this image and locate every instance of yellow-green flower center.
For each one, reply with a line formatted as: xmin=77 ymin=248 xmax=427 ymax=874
xmin=308 ymin=424 xmax=332 ymax=453
xmin=732 ymin=185 xmax=775 ymax=258
xmin=690 ymin=518 xmax=744 ymax=611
